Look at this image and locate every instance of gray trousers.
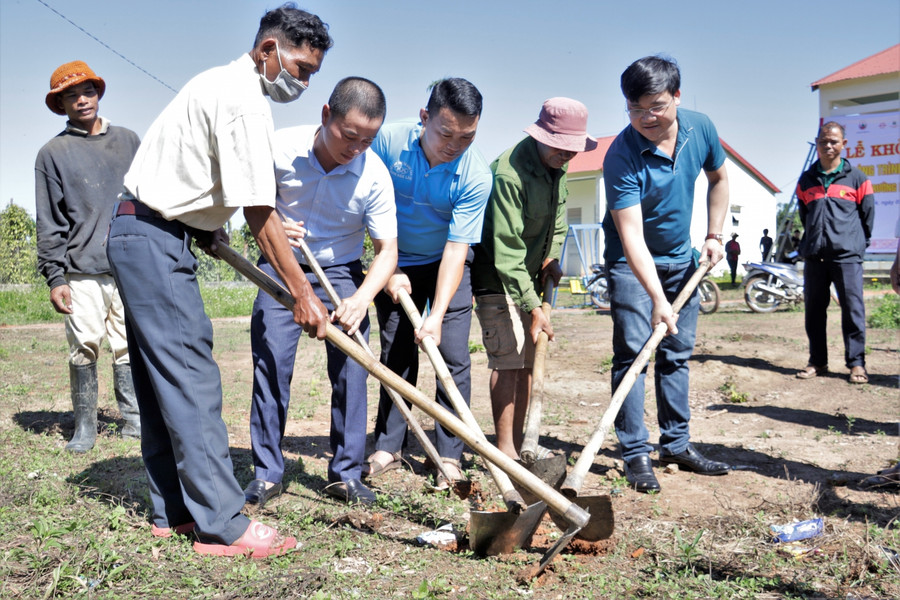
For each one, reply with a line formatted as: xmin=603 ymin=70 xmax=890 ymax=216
xmin=107 ymin=210 xmax=249 ymax=545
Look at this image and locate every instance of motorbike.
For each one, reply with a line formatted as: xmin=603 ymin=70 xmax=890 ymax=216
xmin=742 ymin=261 xmax=839 ymax=313
xmin=584 ymin=263 xmax=720 ymax=314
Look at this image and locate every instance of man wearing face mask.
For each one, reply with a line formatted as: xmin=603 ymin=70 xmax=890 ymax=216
xmin=106 ymin=4 xmax=332 ymax=558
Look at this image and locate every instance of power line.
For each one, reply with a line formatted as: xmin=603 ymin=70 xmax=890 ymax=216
xmin=34 ymin=0 xmax=177 ymax=94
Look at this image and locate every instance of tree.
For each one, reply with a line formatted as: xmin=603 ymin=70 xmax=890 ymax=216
xmin=0 ymin=201 xmax=40 ymax=284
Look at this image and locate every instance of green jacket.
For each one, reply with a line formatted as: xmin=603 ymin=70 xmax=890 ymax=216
xmin=471 ymin=137 xmax=568 ymax=313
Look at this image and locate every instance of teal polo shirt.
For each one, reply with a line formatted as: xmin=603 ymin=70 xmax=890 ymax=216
xmin=602 ymin=108 xmax=725 ymax=264
xmin=372 ymin=120 xmax=492 ymax=267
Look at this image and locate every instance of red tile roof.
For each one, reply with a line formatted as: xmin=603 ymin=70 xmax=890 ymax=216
xmin=567 ymin=135 xmax=780 ymax=194
xmin=811 ymin=44 xmax=900 ymax=89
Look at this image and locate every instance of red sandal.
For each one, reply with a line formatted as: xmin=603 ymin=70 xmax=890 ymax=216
xmin=193 ymin=520 xmax=296 ymax=559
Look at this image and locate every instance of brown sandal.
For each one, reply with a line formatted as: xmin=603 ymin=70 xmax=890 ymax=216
xmin=363 ymin=451 xmax=402 ymax=478
xmin=848 ymin=366 xmax=868 ymax=384
xmin=796 ymin=364 xmax=827 ymax=379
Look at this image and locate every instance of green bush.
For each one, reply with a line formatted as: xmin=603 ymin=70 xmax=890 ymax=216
xmin=0 ymin=201 xmax=40 ymax=284
xmin=867 ymin=293 xmax=900 ymax=329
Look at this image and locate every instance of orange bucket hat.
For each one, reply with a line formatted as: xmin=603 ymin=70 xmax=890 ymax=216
xmin=45 ymin=60 xmax=106 ymax=115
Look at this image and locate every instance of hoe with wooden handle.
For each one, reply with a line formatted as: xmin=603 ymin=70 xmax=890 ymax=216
xmin=214 ymin=243 xmax=591 ymax=578
xmin=397 ymin=289 xmax=549 ymax=556
xmin=291 ymin=237 xmax=461 ymax=495
xmin=549 ymin=262 xmax=713 ymax=542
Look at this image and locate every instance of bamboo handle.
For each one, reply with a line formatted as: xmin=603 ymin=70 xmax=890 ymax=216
xmin=561 ymin=262 xmax=712 ymax=495
xmin=520 ymin=277 xmax=557 ymax=464
xmin=398 ymin=289 xmax=525 ymax=512
xmin=214 ymin=244 xmax=590 ymax=528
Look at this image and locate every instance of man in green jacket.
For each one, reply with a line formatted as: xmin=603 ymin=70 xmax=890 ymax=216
xmin=471 ymin=98 xmax=596 ymax=459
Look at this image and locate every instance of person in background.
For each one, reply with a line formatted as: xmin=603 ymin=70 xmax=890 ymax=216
xmin=106 ymin=4 xmax=332 ymax=558
xmin=794 ymin=121 xmax=874 ymax=385
xmin=602 ymin=55 xmax=731 ymax=494
xmin=366 ymin=78 xmax=492 ymax=490
xmin=36 ymin=60 xmax=141 ymax=453
xmin=759 ymin=228 xmax=773 ymax=261
xmin=471 ymin=97 xmax=596 ymax=459
xmin=724 ymin=232 xmax=741 ymax=285
xmin=245 ymin=77 xmax=396 ymax=508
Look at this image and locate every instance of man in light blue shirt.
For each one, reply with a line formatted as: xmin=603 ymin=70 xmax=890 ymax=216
xmin=603 ymin=55 xmax=730 ymax=494
xmin=246 ymin=77 xmax=397 ymax=507
xmin=366 ymin=78 xmax=492 ymax=489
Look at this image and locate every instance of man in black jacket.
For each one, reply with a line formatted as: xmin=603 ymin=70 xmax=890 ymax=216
xmin=795 ymin=121 xmax=874 ymax=384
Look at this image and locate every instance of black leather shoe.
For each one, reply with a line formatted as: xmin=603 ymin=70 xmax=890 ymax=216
xmin=660 ymin=443 xmax=730 ymax=475
xmin=624 ymin=455 xmax=661 ymax=493
xmin=325 ymin=478 xmax=377 ymax=505
xmin=243 ymin=479 xmax=283 ymax=508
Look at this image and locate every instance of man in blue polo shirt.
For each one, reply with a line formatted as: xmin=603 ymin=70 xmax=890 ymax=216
xmin=366 ymin=78 xmax=492 ymax=489
xmin=603 ymin=55 xmax=731 ymax=493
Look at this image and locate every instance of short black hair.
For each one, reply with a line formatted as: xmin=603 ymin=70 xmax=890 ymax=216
xmin=328 ymin=77 xmax=386 ymax=121
xmin=620 ymin=55 xmax=680 ymax=104
xmin=254 ymin=3 xmax=333 ymax=52
xmin=425 ymin=78 xmax=482 ymax=118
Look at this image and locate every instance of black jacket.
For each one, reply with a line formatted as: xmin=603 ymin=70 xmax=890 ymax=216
xmin=796 ymin=159 xmax=874 ymax=263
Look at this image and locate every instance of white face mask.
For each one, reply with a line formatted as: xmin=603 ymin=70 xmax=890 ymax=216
xmin=259 ymin=41 xmax=307 ymax=103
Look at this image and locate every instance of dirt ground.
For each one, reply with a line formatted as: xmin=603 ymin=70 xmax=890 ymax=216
xmin=2 ymin=288 xmax=898 ymax=597
xmin=253 ymin=291 xmax=900 ymax=522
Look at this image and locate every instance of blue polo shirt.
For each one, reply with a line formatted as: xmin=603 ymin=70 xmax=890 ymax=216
xmin=602 ymin=108 xmax=725 ymax=264
xmin=371 ymin=119 xmax=492 ymax=267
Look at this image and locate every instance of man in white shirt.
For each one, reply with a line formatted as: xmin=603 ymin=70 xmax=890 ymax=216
xmin=106 ymin=5 xmax=332 ymax=558
xmin=245 ymin=77 xmax=396 ymax=507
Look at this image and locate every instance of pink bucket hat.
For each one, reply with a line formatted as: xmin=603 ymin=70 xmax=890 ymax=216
xmin=524 ymin=97 xmax=597 ymax=153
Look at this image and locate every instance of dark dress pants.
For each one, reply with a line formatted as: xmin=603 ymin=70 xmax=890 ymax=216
xmin=106 ymin=212 xmax=249 ymax=545
xmin=803 ymin=259 xmax=866 ymax=369
xmin=372 ymin=253 xmax=473 ymax=461
xmin=249 ymin=259 xmax=369 ymax=485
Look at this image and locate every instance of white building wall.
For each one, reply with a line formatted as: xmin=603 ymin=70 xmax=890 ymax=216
xmin=562 ymin=156 xmax=778 ymax=278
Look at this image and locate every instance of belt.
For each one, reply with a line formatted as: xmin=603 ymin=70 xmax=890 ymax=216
xmin=116 ymin=199 xmax=160 ymax=218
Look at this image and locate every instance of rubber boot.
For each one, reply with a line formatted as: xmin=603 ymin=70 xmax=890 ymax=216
xmin=65 ymin=363 xmax=98 ymax=453
xmin=113 ymin=363 xmax=141 ymax=439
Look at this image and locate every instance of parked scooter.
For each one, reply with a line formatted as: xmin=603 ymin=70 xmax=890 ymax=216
xmin=584 ymin=263 xmax=720 ymax=314
xmin=743 ymin=261 xmax=804 ymax=313
xmin=742 ymin=261 xmax=839 ymax=313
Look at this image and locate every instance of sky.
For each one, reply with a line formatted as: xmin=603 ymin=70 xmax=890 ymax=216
xmin=1 ymin=0 xmax=898 ymax=222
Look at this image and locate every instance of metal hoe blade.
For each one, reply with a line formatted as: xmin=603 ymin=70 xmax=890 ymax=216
xmin=549 ymin=494 xmax=614 ymax=542
xmin=469 ymin=501 xmax=547 ymax=556
xmin=515 ymin=453 xmax=567 ymax=506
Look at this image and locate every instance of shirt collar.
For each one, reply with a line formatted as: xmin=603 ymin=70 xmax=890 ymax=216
xmin=632 ymin=110 xmax=692 ymax=159
xmin=65 ymin=116 xmax=109 ymax=137
xmin=307 ymin=126 xmax=365 ymax=177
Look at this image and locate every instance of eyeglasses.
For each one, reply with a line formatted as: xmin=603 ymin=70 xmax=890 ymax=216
xmin=626 ymin=99 xmax=674 ymax=119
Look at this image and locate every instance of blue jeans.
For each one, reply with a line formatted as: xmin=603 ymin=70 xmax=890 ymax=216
xmin=250 ymin=259 xmax=369 ymax=485
xmin=608 ymin=261 xmax=700 ymax=461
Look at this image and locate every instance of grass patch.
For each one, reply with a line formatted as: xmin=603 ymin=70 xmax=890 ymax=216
xmin=867 ymin=293 xmax=900 ymax=329
xmin=0 ymin=283 xmax=258 ymax=326
xmin=0 ymin=285 xmax=61 ymax=326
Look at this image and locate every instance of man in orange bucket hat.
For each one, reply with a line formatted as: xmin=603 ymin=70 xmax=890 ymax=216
xmin=36 ymin=60 xmax=141 ymax=453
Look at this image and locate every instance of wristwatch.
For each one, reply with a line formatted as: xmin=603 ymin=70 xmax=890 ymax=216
xmin=705 ymin=233 xmax=723 ymax=243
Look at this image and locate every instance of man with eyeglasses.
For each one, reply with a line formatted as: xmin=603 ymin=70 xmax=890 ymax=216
xmin=602 ymin=55 xmax=731 ymax=493
xmin=794 ymin=121 xmax=874 ymax=385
